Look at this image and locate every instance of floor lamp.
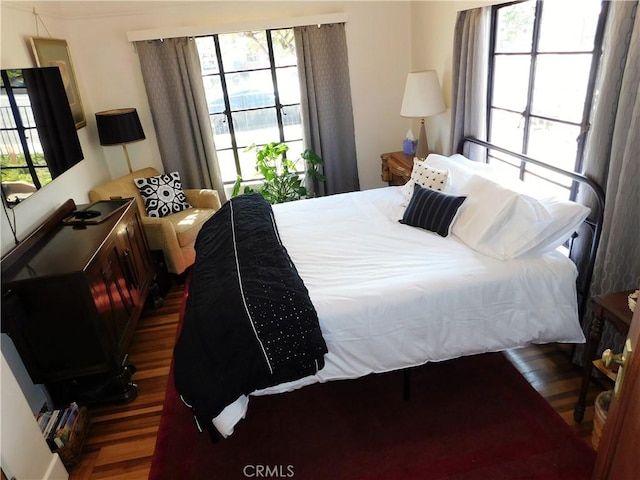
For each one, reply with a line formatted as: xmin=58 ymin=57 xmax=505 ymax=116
xmin=95 ymin=108 xmax=146 ymax=173
xmin=400 ymin=71 xmax=446 ymax=159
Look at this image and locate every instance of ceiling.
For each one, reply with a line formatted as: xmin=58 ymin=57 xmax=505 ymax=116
xmin=4 ymin=1 xmax=202 ymax=19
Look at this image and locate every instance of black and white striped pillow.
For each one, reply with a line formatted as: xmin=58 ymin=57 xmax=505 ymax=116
xmin=400 ymin=183 xmax=466 ymax=237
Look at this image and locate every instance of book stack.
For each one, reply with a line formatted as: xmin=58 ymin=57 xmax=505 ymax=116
xmin=35 ymin=402 xmax=81 ymax=450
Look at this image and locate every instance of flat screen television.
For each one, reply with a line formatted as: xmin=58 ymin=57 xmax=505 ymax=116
xmin=1 ymin=67 xmax=84 ymax=207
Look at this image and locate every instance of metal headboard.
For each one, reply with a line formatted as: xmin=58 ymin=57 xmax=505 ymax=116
xmin=457 ymin=137 xmax=605 ymax=321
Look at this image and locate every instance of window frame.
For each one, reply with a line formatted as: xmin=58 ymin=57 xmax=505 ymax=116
xmin=198 ymin=28 xmax=303 ymax=185
xmin=487 ymin=0 xmax=609 ymax=200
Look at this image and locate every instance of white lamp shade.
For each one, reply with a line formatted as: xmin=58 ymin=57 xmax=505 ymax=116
xmin=400 ymin=70 xmax=446 ymax=118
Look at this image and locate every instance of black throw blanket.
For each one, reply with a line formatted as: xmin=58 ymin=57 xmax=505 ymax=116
xmin=173 ymin=194 xmax=328 ymax=427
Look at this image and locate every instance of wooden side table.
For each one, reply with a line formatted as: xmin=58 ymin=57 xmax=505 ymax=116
xmin=381 ymin=151 xmax=414 ymax=186
xmin=573 ymin=291 xmax=634 ymax=422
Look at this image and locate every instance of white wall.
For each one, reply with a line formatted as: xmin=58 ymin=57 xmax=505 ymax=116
xmin=0 ymin=0 xmax=418 ymax=252
xmin=1 ymin=354 xmax=68 ymax=480
xmin=410 ymin=0 xmax=503 ymax=154
xmin=0 ymin=7 xmax=93 ymax=478
xmin=0 ymin=4 xmax=112 ymax=254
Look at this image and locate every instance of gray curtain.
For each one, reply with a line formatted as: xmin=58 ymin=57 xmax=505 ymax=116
xmin=295 ymin=23 xmax=360 ymax=195
xmin=574 ymin=1 xmax=640 ymax=364
xmin=135 ymin=38 xmax=226 ymax=199
xmin=450 ymin=7 xmax=491 ymax=159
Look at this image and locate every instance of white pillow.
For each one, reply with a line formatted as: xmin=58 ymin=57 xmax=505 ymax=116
xmin=401 ymin=159 xmax=449 ymax=207
xmin=519 ymin=196 xmax=590 ymax=257
xmin=484 ymin=169 xmax=591 ymax=255
xmin=452 ymin=175 xmax=553 ymax=260
xmin=422 ymin=153 xmax=497 ymax=195
xmin=415 ymin=153 xmax=591 ymax=258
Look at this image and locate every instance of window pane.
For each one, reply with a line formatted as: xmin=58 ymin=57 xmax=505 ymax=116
xmin=196 ymin=37 xmax=220 ymax=75
xmin=522 ymin=171 xmax=571 ymax=199
xmin=203 ymin=75 xmax=224 ymax=113
xmin=24 ymin=128 xmax=43 ymax=159
xmin=489 ymin=154 xmax=521 ymax=181
xmin=1 ymin=166 xmax=29 ymax=183
xmin=210 ymin=113 xmax=231 ymax=147
xmin=219 ymin=31 xmax=270 ymax=72
xmin=282 ymin=105 xmax=302 ymax=128
xmin=495 ymin=2 xmax=536 ymax=53
xmin=284 ymin=140 xmax=305 ymax=171
xmin=276 ymin=67 xmax=300 ymax=105
xmin=0 ymin=100 xmax=17 ymax=128
xmin=225 ymin=71 xmax=274 ymax=110
xmin=531 ymin=54 xmax=591 ymax=123
xmin=538 ymin=0 xmax=602 ymax=52
xmin=232 ymin=108 xmax=278 ymax=147
xmin=216 ymin=149 xmax=238 ymax=183
xmin=492 ymin=55 xmax=530 ymax=111
xmin=34 ymin=167 xmax=51 ymax=186
xmin=12 ymin=93 xmax=37 ymax=128
xmin=489 ymin=109 xmax=524 ymax=153
xmin=239 ymin=147 xmax=260 ymax=180
xmin=0 ymin=130 xmax=20 ymax=160
xmin=272 ymin=29 xmax=297 ymax=67
xmin=30 ymin=140 xmax=46 ymax=165
xmin=527 ymin=117 xmax=579 ymax=187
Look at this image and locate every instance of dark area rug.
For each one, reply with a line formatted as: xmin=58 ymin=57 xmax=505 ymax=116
xmin=150 ymin=298 xmax=595 ymax=479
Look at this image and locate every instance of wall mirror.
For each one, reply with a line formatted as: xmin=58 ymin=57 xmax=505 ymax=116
xmin=1 ymin=67 xmax=84 ymax=208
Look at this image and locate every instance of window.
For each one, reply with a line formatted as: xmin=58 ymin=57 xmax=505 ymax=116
xmin=196 ymin=29 xmax=303 ymax=186
xmin=488 ymin=0 xmax=608 ymax=198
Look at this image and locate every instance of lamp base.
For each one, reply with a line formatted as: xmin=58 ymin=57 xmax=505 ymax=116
xmin=122 ymin=144 xmax=133 ymax=173
xmin=415 ymin=119 xmax=430 ymax=160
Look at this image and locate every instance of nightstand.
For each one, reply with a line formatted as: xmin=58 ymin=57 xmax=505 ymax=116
xmin=573 ymin=291 xmax=634 ymax=422
xmin=381 ymin=151 xmax=414 ymax=186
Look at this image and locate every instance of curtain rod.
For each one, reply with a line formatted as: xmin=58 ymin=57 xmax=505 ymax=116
xmin=126 ymin=12 xmax=348 ymax=42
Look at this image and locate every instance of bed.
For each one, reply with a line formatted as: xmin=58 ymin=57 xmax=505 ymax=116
xmin=173 ymin=138 xmax=605 ymax=438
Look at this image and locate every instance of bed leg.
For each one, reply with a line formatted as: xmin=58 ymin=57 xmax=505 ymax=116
xmin=403 ymin=368 xmax=411 ymax=401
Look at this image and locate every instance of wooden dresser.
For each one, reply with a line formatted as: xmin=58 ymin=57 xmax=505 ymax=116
xmin=381 ymin=151 xmax=414 ymax=185
xmin=1 ymin=198 xmax=156 ymax=406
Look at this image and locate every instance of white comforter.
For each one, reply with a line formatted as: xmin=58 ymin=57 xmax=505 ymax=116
xmin=210 ymin=186 xmax=585 ymax=436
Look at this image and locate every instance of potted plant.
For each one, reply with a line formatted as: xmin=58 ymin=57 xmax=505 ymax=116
xmin=232 ymin=142 xmax=325 ymax=204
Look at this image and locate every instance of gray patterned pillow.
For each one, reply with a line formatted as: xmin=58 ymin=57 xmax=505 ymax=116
xmin=134 ymin=171 xmax=191 ymax=218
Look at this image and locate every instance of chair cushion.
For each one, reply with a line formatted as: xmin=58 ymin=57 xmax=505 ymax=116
xmin=165 ymin=208 xmax=216 ymax=247
xmin=134 ymin=171 xmax=191 ymax=218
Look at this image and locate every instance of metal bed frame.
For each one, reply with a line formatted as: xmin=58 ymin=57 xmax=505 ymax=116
xmin=458 ymin=137 xmax=605 ymax=322
xmin=457 ymin=137 xmax=605 ymax=321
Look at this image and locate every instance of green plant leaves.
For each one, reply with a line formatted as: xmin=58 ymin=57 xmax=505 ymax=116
xmin=233 ymin=142 xmax=325 ymax=204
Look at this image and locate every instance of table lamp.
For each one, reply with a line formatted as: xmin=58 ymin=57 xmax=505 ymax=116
xmin=95 ymin=108 xmax=145 ymax=173
xmin=400 ymin=70 xmax=446 ymax=159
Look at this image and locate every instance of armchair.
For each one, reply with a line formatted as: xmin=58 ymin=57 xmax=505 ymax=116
xmin=88 ymin=167 xmax=221 ymax=275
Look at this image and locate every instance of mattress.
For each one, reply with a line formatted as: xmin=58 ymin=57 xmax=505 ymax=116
xmin=208 ymin=186 xmax=585 ymax=436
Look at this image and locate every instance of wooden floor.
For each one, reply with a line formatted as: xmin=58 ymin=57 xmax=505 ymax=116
xmin=68 ymin=285 xmax=608 ymax=480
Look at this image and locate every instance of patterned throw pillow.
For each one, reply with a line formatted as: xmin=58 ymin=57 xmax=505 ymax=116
xmin=401 ymin=159 xmax=449 ymax=207
xmin=134 ymin=171 xmax=192 ymax=218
